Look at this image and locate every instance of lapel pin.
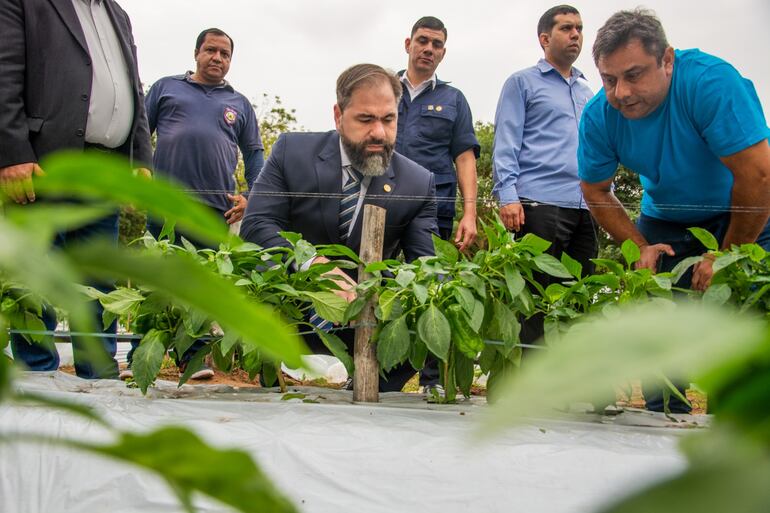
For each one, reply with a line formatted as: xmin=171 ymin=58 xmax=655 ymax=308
xmin=383 ymin=184 xmax=392 ymax=193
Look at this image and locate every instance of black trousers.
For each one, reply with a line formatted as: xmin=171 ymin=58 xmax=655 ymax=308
xmin=518 ymin=201 xmax=598 ymax=347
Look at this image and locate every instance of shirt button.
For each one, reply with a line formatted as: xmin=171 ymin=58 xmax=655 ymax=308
xmin=81 ymin=94 xmax=89 ymax=101
xmin=76 ymin=129 xmax=85 ymax=137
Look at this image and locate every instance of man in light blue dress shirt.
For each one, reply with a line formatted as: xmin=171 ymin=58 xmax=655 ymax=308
xmin=493 ymin=5 xmax=597 ymax=348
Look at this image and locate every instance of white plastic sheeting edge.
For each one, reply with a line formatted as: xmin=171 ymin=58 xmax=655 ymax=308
xmin=0 ymin=372 xmax=689 ymax=513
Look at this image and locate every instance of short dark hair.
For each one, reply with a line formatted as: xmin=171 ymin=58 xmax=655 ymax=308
xmin=195 ymin=28 xmax=234 ymax=53
xmin=336 ymin=64 xmax=402 ymax=112
xmin=537 ymin=5 xmax=580 ymax=37
xmin=410 ymin=16 xmax=447 ymax=40
xmin=593 ymin=9 xmax=669 ymax=65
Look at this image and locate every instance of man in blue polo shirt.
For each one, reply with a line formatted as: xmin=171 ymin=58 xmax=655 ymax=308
xmin=145 ymin=28 xmax=264 ymax=228
xmin=396 ymin=16 xmax=480 ymax=391
xmin=123 ymin=28 xmax=264 ymax=380
xmin=493 ymin=4 xmax=596 ymax=351
xmin=579 ymin=9 xmax=770 ymax=412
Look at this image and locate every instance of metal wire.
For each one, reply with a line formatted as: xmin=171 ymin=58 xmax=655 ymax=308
xmin=7 ymin=328 xmax=546 ymax=350
xmin=148 ymin=187 xmax=770 ymax=214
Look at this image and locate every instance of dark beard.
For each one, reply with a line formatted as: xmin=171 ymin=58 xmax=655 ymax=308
xmin=340 ymin=133 xmax=394 ymax=176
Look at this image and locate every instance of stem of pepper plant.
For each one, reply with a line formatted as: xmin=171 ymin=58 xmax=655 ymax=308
xmin=276 ymin=363 xmax=287 ymax=393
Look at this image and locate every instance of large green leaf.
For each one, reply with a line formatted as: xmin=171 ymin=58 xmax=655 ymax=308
xmin=316 ymin=330 xmax=354 ymax=377
xmin=600 ymin=434 xmax=770 ymax=513
xmin=377 ymin=317 xmax=411 ymax=372
xmin=433 ymin=234 xmax=459 ymax=266
xmin=688 ymin=227 xmax=719 ymax=251
xmin=504 ymin=264 xmax=525 ymax=299
xmin=37 ymin=151 xmax=228 ymax=246
xmin=303 ymin=291 xmax=348 ymax=325
xmin=0 ymin=219 xmax=106 ymax=370
xmin=480 ymin=303 xmax=766 ymax=436
xmin=621 ymin=239 xmax=641 ymax=267
xmin=132 ymin=329 xmax=167 ymax=394
xmin=560 ymin=252 xmax=583 ymax=279
xmin=533 ymin=254 xmax=573 ymax=279
xmin=77 ymin=427 xmax=297 ymax=513
xmin=3 ymin=203 xmax=112 ymax=247
xmin=99 ymin=287 xmax=146 ymax=315
xmin=65 ymin=242 xmax=306 ymax=368
xmin=417 ymin=304 xmax=451 ymax=362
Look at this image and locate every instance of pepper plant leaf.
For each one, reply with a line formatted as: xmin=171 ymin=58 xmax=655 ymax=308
xmin=377 ymin=316 xmax=411 ymax=372
xmin=689 ymin=227 xmax=720 ymax=251
xmin=66 ymin=242 xmax=307 ymax=368
xmin=417 ymin=304 xmax=451 ymax=362
xmin=621 ymin=239 xmax=641 ymax=267
xmin=315 ymin=330 xmax=354 ymax=377
xmin=533 ymin=254 xmax=573 ymax=279
xmin=132 ymin=329 xmax=168 ymax=394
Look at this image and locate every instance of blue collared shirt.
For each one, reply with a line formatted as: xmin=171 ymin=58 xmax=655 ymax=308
xmin=493 ymin=59 xmax=593 ymax=209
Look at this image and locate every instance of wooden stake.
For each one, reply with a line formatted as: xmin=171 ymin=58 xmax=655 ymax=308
xmin=353 ymin=204 xmax=386 ymax=403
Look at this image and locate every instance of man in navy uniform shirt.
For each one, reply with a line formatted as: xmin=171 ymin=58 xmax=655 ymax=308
xmin=395 ymin=16 xmax=480 ymax=390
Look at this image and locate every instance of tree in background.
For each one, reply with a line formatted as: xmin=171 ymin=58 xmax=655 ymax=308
xmin=234 ymin=94 xmax=302 ymax=193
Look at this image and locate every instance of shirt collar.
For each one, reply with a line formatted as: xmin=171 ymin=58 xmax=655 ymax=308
xmin=182 ymin=70 xmax=233 ymax=91
xmin=339 ymin=138 xmax=352 ymax=168
xmin=536 ymin=58 xmax=586 ymax=80
xmin=399 ymin=71 xmax=438 ymax=92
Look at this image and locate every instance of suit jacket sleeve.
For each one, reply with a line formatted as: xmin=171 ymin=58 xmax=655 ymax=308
xmin=240 ymin=134 xmax=292 ymax=249
xmin=120 ymin=8 xmax=152 ymax=166
xmin=401 ymin=173 xmax=438 ymax=262
xmin=0 ymin=0 xmax=37 ymax=167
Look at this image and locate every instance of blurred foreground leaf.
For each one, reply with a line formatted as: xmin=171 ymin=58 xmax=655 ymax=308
xmin=37 ymin=151 xmax=228 ymax=247
xmin=73 ymin=427 xmax=297 ymax=513
xmin=479 ymin=302 xmax=766 ymax=436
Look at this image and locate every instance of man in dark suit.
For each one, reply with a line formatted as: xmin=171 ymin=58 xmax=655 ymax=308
xmin=0 ymin=0 xmax=152 ymax=378
xmin=240 ymin=63 xmax=438 ymax=391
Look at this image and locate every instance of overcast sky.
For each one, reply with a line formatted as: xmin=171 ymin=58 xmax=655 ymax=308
xmin=123 ymin=0 xmax=770 ymax=131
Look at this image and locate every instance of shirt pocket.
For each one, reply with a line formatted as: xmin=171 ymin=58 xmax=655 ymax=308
xmin=418 ymin=104 xmax=457 ymax=141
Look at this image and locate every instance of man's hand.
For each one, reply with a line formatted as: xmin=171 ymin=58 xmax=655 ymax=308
xmin=225 ymin=193 xmax=247 ymax=224
xmin=312 ymin=255 xmax=357 ymax=303
xmin=0 ymin=162 xmax=44 ymax=204
xmin=692 ymin=253 xmax=716 ymax=292
xmin=636 ymin=243 xmax=675 ymax=271
xmin=499 ymin=202 xmax=525 ymax=231
xmin=454 ymin=213 xmax=477 ymax=251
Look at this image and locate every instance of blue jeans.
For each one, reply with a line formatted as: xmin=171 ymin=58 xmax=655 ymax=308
xmin=11 ymin=213 xmax=120 ymax=379
xmin=637 ymin=213 xmax=770 ymax=412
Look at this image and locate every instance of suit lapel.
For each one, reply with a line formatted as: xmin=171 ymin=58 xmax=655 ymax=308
xmin=316 ymin=133 xmax=343 ymax=244
xmin=48 ymin=0 xmax=89 ymax=54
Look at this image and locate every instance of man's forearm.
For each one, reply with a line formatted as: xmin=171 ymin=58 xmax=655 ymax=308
xmin=721 ymin=140 xmax=770 ymax=249
xmin=455 ymin=150 xmax=477 ymax=217
xmin=581 ymin=180 xmax=647 ymax=247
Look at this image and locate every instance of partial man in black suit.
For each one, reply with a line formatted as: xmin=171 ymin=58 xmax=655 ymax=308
xmin=0 ymin=0 xmax=152 ymax=378
xmin=241 ymin=63 xmax=438 ymax=391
